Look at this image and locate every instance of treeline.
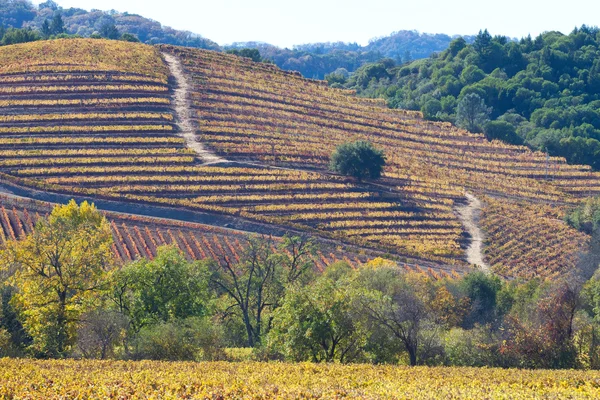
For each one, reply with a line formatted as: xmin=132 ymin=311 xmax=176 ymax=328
xmin=1 ymin=200 xmax=600 ymax=369
xmin=227 ymin=31 xmax=473 ymax=79
xmin=0 ymin=1 xmax=469 ymax=78
xmin=0 ymin=0 xmax=219 ymax=48
xmin=337 ymin=26 xmax=600 ymax=170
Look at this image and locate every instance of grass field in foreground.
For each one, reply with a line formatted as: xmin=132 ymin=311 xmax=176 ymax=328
xmin=2 ymin=359 xmax=600 ymax=399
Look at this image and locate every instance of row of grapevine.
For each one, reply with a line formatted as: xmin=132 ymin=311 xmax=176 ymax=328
xmin=478 ymin=197 xmax=589 ymax=279
xmin=0 ymin=195 xmax=463 ymax=278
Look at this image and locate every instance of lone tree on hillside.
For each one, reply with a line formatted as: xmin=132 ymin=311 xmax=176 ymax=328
xmin=456 ymin=93 xmax=491 ymax=133
xmin=329 ymin=140 xmax=386 ymax=182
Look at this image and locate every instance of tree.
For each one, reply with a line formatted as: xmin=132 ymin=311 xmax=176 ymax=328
xmin=76 ymin=309 xmax=128 ymax=359
xmin=226 ymin=48 xmax=262 ymax=62
xmin=210 ymin=235 xmax=315 ymax=347
xmin=38 ymin=1 xmax=59 ymax=11
xmin=50 ymin=13 xmax=64 ymax=35
xmin=329 ymin=140 xmax=386 ymax=182
xmin=269 ymin=263 xmax=366 ymax=363
xmin=355 ymin=268 xmax=441 ymax=366
xmin=108 ymin=246 xmax=211 ymax=335
xmin=484 ymin=120 xmax=522 ymax=145
xmin=461 ymin=271 xmax=503 ymax=328
xmin=447 ymin=37 xmax=467 ymax=58
xmin=421 ymin=99 xmax=442 ymax=120
xmin=456 ymin=93 xmax=491 ymax=132
xmin=120 ymin=32 xmax=139 ymax=42
xmin=40 ymin=19 xmax=51 ymax=38
xmin=1 ymin=27 xmax=39 ymax=45
xmin=99 ymin=22 xmax=120 ymax=40
xmin=0 ymin=200 xmax=113 ymax=357
xmin=130 ymin=316 xmax=225 ymax=361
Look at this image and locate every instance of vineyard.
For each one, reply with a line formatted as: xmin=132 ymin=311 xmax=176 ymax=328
xmin=479 ymin=197 xmax=590 ymax=279
xmin=0 ymin=39 xmax=596 ymax=278
xmin=158 ymin=44 xmax=597 ymax=277
xmin=2 ymin=359 xmax=600 ymax=399
xmin=0 ymin=194 xmax=463 ymax=278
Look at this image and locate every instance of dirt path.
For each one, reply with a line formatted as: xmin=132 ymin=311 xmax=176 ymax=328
xmin=162 ymin=52 xmax=225 ymax=164
xmin=456 ymin=193 xmax=490 ymax=272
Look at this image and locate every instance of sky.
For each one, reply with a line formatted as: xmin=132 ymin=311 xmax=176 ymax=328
xmin=32 ymin=0 xmax=600 ymax=48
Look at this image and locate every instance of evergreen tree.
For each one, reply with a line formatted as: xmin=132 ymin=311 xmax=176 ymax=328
xmin=50 ymin=14 xmax=64 ymax=35
xmin=456 ymin=93 xmax=491 ymax=133
xmin=40 ymin=19 xmax=51 ymax=38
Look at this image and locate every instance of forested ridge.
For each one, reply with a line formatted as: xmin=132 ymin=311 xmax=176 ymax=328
xmin=339 ymin=27 xmax=600 ymax=170
xmin=0 ymin=0 xmax=470 ymax=79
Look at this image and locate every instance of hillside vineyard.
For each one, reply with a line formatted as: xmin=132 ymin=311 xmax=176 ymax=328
xmin=0 ymin=39 xmax=598 ymax=279
xmin=0 ymin=194 xmax=391 ymax=275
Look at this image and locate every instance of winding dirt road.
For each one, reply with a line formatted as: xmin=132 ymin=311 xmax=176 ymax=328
xmin=456 ymin=193 xmax=490 ymax=272
xmin=162 ymin=52 xmax=225 ymax=164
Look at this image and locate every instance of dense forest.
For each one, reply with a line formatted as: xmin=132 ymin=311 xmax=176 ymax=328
xmin=227 ymin=31 xmax=474 ymax=79
xmin=0 ymin=0 xmax=469 ymax=78
xmin=0 ymin=0 xmax=220 ymax=49
xmin=338 ymin=27 xmax=600 ymax=170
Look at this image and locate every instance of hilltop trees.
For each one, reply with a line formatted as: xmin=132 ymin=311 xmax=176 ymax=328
xmin=40 ymin=14 xmax=64 ymax=39
xmin=345 ymin=26 xmax=600 ymax=170
xmin=456 ymin=93 xmax=491 ymax=133
xmin=226 ymin=48 xmax=262 ymax=62
xmin=0 ymin=200 xmax=113 ymax=358
xmin=329 ymin=141 xmax=386 ymax=181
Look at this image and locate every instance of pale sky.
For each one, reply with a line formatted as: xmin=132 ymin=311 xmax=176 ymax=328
xmin=32 ymin=0 xmax=600 ymax=48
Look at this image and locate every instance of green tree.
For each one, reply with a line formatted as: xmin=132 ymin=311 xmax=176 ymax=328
xmin=108 ymin=246 xmax=211 ymax=335
xmin=460 ymin=271 xmax=503 ymax=328
xmin=354 ymin=268 xmax=442 ymax=366
xmin=99 ymin=23 xmax=120 ymax=40
xmin=484 ymin=120 xmax=522 ymax=145
xmin=456 ymin=93 xmax=491 ymax=132
xmin=269 ymin=262 xmax=366 ymax=362
xmin=120 ymin=32 xmax=139 ymax=42
xmin=447 ymin=37 xmax=467 ymax=58
xmin=566 ymin=196 xmax=600 ymax=235
xmin=50 ymin=13 xmax=64 ymax=35
xmin=0 ymin=200 xmax=113 ymax=357
xmin=40 ymin=19 xmax=51 ymax=38
xmin=210 ymin=235 xmax=315 ymax=347
xmin=1 ymin=27 xmax=39 ymax=45
xmin=329 ymin=140 xmax=386 ymax=182
xmin=226 ymin=48 xmax=262 ymax=62
xmin=130 ymin=316 xmax=225 ymax=361
xmin=421 ymin=99 xmax=442 ymax=120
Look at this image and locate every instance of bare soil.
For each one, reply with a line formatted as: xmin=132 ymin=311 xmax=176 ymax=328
xmin=162 ymin=52 xmax=225 ymax=164
xmin=456 ymin=193 xmax=490 ymax=272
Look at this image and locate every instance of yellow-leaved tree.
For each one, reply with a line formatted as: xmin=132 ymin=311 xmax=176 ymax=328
xmin=1 ymin=200 xmax=113 ymax=358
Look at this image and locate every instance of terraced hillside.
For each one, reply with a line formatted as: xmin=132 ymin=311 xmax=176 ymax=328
xmin=0 ymin=39 xmax=596 ymax=279
xmin=159 ymin=44 xmax=600 ymax=278
xmin=0 ymin=194 xmax=460 ymax=279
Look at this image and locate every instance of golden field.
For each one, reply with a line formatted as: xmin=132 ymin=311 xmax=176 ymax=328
xmin=1 ymin=359 xmax=600 ymax=399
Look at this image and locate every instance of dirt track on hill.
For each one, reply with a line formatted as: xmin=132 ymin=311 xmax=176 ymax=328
xmin=456 ymin=193 xmax=490 ymax=272
xmin=162 ymin=52 xmax=225 ymax=164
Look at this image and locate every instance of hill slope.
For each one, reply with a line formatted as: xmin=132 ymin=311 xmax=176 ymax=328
xmin=0 ymin=39 xmax=597 ymax=279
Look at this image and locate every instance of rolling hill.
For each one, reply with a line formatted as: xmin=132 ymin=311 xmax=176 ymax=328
xmin=0 ymin=38 xmax=597 ymax=280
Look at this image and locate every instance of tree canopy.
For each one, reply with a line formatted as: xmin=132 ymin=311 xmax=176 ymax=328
xmin=0 ymin=200 xmax=113 ymax=357
xmin=343 ymin=26 xmax=600 ymax=171
xmin=329 ymin=140 xmax=386 ymax=181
